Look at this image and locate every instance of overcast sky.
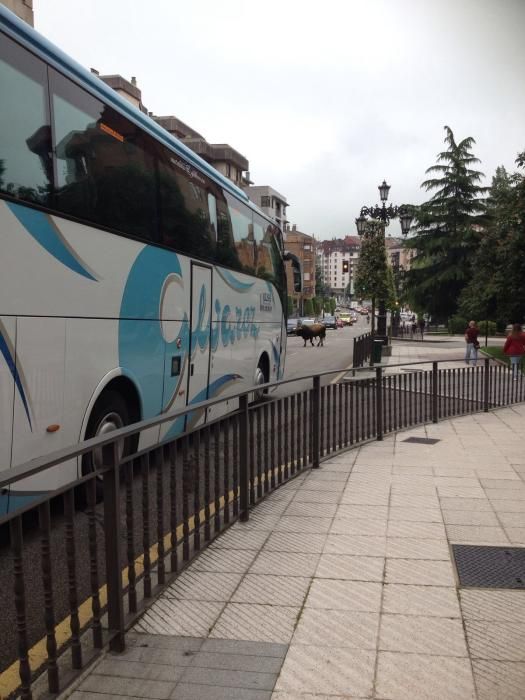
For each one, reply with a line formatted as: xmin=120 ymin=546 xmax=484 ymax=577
xmin=34 ymin=0 xmax=525 ymax=239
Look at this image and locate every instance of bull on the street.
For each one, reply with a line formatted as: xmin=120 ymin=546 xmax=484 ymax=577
xmin=296 ymin=323 xmax=326 ymax=347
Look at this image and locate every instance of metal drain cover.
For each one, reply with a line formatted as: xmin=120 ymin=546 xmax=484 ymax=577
xmin=402 ymin=437 xmax=441 ymax=444
xmin=452 ymin=545 xmax=525 ymax=589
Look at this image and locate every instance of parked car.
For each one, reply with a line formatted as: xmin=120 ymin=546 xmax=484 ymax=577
xmin=322 ymin=315 xmax=338 ymax=330
xmin=287 ymin=318 xmax=299 ymax=335
xmin=298 ymin=317 xmax=316 ymax=327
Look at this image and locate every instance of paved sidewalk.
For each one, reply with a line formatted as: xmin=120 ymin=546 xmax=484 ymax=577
xmin=63 ymin=402 xmax=525 ymax=700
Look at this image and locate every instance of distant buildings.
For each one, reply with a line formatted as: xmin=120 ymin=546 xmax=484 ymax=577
xmin=284 ymin=225 xmax=316 ymax=309
xmin=246 ymin=186 xmax=289 ymax=232
xmin=317 ymin=236 xmax=361 ymax=296
xmin=3 ymin=0 xmax=33 ymax=25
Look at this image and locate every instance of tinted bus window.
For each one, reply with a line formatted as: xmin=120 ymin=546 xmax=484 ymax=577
xmin=0 ymin=35 xmax=52 ymax=206
xmin=50 ymin=69 xmax=158 ymax=242
xmin=215 ymin=196 xmax=242 ymax=271
xmin=225 ymin=192 xmax=255 ymax=273
xmin=253 ymin=214 xmax=285 ymax=301
xmin=158 ymin=147 xmax=215 ymax=260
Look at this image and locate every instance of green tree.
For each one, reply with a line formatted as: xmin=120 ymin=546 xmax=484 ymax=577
xmin=354 ymin=221 xmax=393 ymax=335
xmin=303 ymin=298 xmax=314 ymax=316
xmin=287 ymin=295 xmax=294 ymax=316
xmin=312 ymin=297 xmax=322 ymax=316
xmin=459 ymin=154 xmax=525 ymax=325
xmin=404 ymin=126 xmax=487 ymax=321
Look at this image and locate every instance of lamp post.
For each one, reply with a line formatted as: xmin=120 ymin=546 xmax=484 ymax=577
xmin=355 ymin=181 xmax=413 ymax=344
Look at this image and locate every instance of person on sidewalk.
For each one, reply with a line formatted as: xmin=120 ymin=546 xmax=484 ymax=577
xmin=418 ymin=317 xmax=425 ymax=340
xmin=503 ymin=323 xmax=525 ymax=380
xmin=464 ymin=320 xmax=480 ymax=366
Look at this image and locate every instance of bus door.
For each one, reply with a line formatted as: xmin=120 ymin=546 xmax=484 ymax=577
xmin=0 ymin=317 xmax=16 ymax=513
xmin=186 ymin=263 xmax=212 ymax=430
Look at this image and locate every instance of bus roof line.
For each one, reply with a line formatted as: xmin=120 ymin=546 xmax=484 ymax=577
xmin=0 ymin=5 xmax=256 ymax=208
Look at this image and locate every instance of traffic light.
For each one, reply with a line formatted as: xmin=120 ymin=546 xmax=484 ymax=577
xmin=342 ymin=260 xmax=349 ymax=273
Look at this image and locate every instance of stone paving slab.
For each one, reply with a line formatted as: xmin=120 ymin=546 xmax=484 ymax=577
xmin=61 ymin=402 xmax=525 ymax=700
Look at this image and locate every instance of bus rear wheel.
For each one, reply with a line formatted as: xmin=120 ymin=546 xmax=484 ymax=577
xmin=81 ymin=390 xmax=136 ymax=488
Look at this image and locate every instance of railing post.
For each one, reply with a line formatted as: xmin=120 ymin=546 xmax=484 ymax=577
xmin=484 ymin=357 xmax=490 ymax=412
xmin=10 ymin=516 xmax=32 ymax=700
xmin=432 ymin=361 xmax=439 ymax=423
xmin=239 ymin=394 xmax=250 ymax=521
xmin=103 ymin=441 xmax=125 ymax=653
xmin=312 ymin=375 xmax=321 ymax=468
xmin=375 ymin=367 xmax=383 ymax=440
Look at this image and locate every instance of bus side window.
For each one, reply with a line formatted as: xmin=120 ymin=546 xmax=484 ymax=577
xmin=225 ymin=192 xmax=255 ymax=274
xmin=215 ymin=196 xmax=242 ymax=271
xmin=158 ymin=147 xmax=215 ymax=261
xmin=50 ymin=69 xmax=159 ymax=243
xmin=253 ymin=214 xmax=285 ymax=301
xmin=0 ymin=35 xmax=52 ymax=206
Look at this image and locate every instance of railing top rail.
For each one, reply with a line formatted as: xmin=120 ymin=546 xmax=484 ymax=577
xmin=0 ymin=356 xmax=493 ymax=489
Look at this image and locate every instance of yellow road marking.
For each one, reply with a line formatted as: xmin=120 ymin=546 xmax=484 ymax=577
xmin=0 ymin=469 xmax=285 ymax=698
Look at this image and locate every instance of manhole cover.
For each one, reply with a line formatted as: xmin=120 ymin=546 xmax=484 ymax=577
xmin=452 ymin=545 xmax=525 ymax=589
xmin=402 ymin=437 xmax=441 ymax=444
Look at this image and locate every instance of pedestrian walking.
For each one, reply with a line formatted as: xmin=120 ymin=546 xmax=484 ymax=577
xmin=464 ymin=320 xmax=480 ymax=366
xmin=417 ymin=317 xmax=425 ymax=340
xmin=503 ymin=323 xmax=525 ymax=380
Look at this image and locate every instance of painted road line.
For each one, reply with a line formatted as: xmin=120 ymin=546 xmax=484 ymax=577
xmin=0 ymin=463 xmax=298 ymax=698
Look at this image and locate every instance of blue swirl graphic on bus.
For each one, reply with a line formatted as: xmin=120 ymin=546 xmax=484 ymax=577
xmin=119 ymin=247 xmax=189 ymax=418
xmin=119 ymin=247 xmax=261 ymax=421
xmin=0 ymin=329 xmax=32 ymax=429
xmin=7 ymin=202 xmax=97 ymax=281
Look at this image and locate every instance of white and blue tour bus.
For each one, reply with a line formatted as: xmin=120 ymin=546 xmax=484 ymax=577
xmin=0 ymin=6 xmax=299 ymax=513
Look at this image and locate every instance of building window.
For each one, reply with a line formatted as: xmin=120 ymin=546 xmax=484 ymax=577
xmin=303 ymin=272 xmax=310 ymax=281
xmin=226 ymin=163 xmax=231 ymax=177
xmin=261 ymin=196 xmax=270 ymax=207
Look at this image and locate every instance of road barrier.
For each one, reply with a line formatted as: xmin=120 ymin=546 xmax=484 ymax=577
xmin=1 ymin=357 xmax=524 ymax=698
xmin=352 ymin=331 xmax=373 ymax=367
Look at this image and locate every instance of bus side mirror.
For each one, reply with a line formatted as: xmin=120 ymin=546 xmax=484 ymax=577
xmin=284 ymin=251 xmax=302 ymax=293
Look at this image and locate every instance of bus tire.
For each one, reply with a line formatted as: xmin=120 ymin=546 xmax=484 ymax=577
xmin=81 ymin=390 xmax=137 ymax=495
xmin=252 ymin=355 xmax=269 ymax=403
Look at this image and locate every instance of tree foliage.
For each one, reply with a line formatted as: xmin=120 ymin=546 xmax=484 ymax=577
xmin=458 ymin=155 xmax=525 ymax=325
xmin=404 ymin=126 xmax=487 ymax=320
xmin=354 ymin=221 xmax=395 ymax=306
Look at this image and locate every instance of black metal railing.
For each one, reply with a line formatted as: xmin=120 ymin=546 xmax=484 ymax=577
xmin=1 ymin=357 xmax=524 ymax=699
xmin=353 ymin=332 xmax=373 ymax=367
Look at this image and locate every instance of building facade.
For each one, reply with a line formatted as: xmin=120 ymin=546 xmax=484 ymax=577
xmin=2 ymin=0 xmax=33 ymax=25
xmin=284 ymin=225 xmax=316 ymax=309
xmin=317 ymin=236 xmax=360 ymax=296
xmin=246 ymin=185 xmax=288 ymax=232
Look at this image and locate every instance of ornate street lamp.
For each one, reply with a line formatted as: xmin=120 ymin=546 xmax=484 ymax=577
xmin=355 ymin=181 xmax=414 ymax=344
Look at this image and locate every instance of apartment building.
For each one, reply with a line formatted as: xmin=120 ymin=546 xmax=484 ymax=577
xmin=284 ymin=225 xmax=316 ymax=305
xmin=2 ymin=0 xmax=33 ymax=25
xmin=317 ymin=236 xmax=360 ymax=295
xmin=246 ymin=186 xmax=289 ymax=232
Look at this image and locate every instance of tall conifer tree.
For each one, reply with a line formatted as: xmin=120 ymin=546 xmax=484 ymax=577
xmin=405 ymin=126 xmax=487 ymax=320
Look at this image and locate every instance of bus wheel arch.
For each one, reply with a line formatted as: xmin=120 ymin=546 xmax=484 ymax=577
xmin=82 ymin=376 xmax=141 ymax=476
xmin=253 ymin=352 xmax=270 ymax=402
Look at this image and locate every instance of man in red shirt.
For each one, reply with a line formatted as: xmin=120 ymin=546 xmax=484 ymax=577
xmin=464 ymin=320 xmax=479 ymax=366
xmin=503 ymin=323 xmax=525 ymax=380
